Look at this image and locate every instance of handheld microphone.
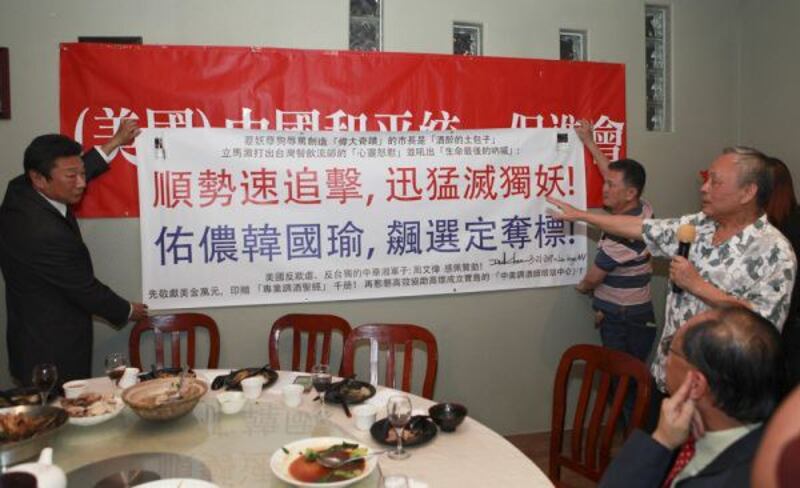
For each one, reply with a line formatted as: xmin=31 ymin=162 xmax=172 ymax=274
xmin=672 ymin=224 xmax=697 ymax=294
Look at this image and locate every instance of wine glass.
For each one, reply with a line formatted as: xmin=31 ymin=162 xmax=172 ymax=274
xmin=31 ymin=363 xmax=57 ymax=407
xmin=311 ymin=364 xmax=332 ymax=418
xmin=105 ymin=352 xmax=127 ymax=395
xmin=387 ymin=395 xmax=412 ymax=460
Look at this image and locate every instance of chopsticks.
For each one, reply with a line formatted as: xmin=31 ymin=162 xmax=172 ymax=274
xmin=341 ymin=396 xmax=351 ymax=417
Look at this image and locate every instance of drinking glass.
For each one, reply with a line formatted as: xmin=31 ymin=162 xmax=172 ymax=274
xmin=31 ymin=363 xmax=57 ymax=407
xmin=311 ymin=364 xmax=332 ymax=418
xmin=382 ymin=474 xmax=410 ymax=488
xmin=387 ymin=395 xmax=412 ymax=460
xmin=105 ymin=352 xmax=127 ymax=394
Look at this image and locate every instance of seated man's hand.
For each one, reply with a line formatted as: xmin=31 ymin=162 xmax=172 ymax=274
xmin=652 ymin=374 xmax=698 ymax=450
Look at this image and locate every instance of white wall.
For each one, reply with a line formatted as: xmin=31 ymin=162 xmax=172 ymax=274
xmin=0 ymin=0 xmax=744 ymax=434
xmin=739 ymin=0 xmax=800 ymax=198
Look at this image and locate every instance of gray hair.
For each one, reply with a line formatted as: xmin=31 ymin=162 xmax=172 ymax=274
xmin=722 ymin=146 xmax=771 ymax=209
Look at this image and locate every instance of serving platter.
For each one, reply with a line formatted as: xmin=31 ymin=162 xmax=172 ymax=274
xmin=0 ymin=405 xmax=68 ymax=468
xmin=62 ymin=397 xmax=125 ymax=427
xmin=370 ymin=415 xmax=437 ymax=447
xmin=324 ymin=379 xmax=376 ymax=405
xmin=210 ymin=367 xmax=278 ymax=391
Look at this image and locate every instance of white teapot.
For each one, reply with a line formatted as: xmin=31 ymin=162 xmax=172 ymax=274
xmin=6 ymin=447 xmax=67 ymax=488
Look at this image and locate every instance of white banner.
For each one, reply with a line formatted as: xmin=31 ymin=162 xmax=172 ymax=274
xmin=136 ymin=128 xmax=587 ymax=309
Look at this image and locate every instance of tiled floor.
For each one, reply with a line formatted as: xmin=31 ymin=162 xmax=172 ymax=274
xmin=506 ymin=430 xmax=625 ymax=488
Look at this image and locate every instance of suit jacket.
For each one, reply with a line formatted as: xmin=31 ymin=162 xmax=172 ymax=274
xmin=0 ymin=149 xmax=129 ymax=384
xmin=599 ymin=427 xmax=764 ymax=488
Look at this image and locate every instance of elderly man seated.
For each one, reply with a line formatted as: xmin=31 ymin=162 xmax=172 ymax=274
xmin=599 ymin=306 xmax=784 ymax=488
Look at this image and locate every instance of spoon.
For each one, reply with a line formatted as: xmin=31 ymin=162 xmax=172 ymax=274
xmin=316 ymin=449 xmax=389 ymax=469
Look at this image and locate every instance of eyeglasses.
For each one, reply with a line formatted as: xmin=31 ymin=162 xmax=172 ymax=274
xmin=660 ymin=334 xmax=686 ymax=360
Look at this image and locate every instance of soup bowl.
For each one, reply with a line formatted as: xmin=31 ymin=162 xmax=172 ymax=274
xmin=428 ymin=402 xmax=468 ymax=432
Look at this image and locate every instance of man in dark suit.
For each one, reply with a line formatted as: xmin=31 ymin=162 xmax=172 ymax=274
xmin=0 ymin=120 xmax=148 ymax=385
xmin=599 ymin=306 xmax=784 ymax=488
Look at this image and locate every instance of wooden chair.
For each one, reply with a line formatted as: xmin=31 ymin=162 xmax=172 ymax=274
xmin=268 ymin=313 xmax=352 ymax=373
xmin=549 ymin=344 xmax=653 ymax=486
xmin=341 ymin=323 xmax=438 ymax=399
xmin=129 ymin=313 xmax=221 ymax=370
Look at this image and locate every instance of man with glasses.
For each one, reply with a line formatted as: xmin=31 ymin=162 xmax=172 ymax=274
xmin=600 ymin=306 xmax=783 ymax=487
xmin=548 ymin=147 xmax=796 ymax=401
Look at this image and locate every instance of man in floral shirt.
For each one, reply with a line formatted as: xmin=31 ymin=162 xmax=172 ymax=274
xmin=548 ymin=146 xmax=796 ymax=391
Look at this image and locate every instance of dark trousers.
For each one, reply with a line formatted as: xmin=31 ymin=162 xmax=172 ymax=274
xmin=598 ymin=313 xmax=657 ymax=428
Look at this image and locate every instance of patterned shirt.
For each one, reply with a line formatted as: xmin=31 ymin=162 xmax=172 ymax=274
xmin=642 ymin=212 xmax=797 ymax=389
xmin=593 ymin=200 xmax=654 ymax=317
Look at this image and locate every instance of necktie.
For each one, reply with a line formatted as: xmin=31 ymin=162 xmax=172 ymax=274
xmin=65 ymin=208 xmax=82 ymax=238
xmin=661 ymin=436 xmax=696 ymax=488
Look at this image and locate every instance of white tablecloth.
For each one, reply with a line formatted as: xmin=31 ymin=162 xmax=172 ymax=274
xmin=52 ymin=369 xmax=552 ymax=487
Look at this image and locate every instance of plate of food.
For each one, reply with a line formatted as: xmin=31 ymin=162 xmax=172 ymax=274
xmin=324 ymin=379 xmax=376 ymax=405
xmin=0 ymin=405 xmax=68 ymax=467
xmin=270 ymin=437 xmax=377 ymax=487
xmin=370 ymin=415 xmax=437 ymax=447
xmin=210 ymin=366 xmax=278 ymax=391
xmin=60 ymin=393 xmax=124 ymax=426
xmin=138 ymin=367 xmax=197 ymax=382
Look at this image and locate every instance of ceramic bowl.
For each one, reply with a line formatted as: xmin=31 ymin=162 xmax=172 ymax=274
xmin=216 ymin=391 xmax=246 ymax=415
xmin=62 ymin=381 xmax=88 ymax=399
xmin=428 ymin=402 xmax=468 ymax=432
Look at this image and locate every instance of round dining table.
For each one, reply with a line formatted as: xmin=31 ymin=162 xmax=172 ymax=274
xmin=49 ymin=370 xmax=553 ymax=487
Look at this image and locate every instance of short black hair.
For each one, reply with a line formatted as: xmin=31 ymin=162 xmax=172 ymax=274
xmin=608 ymin=158 xmax=646 ymax=198
xmin=681 ymin=306 xmax=784 ymax=423
xmin=23 ymin=134 xmax=82 ymax=180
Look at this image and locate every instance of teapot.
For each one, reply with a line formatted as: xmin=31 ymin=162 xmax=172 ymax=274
xmin=5 ymin=447 xmax=67 ymax=488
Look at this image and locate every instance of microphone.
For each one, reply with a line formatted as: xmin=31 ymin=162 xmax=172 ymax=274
xmin=672 ymin=224 xmax=697 ymax=294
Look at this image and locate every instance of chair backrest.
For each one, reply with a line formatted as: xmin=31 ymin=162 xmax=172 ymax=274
xmin=268 ymin=313 xmax=352 ymax=373
xmin=340 ymin=323 xmax=438 ymax=399
xmin=549 ymin=344 xmax=653 ymax=485
xmin=129 ymin=313 xmax=220 ymax=370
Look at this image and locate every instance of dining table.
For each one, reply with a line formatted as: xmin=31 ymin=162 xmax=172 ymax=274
xmin=47 ymin=369 xmax=553 ymax=487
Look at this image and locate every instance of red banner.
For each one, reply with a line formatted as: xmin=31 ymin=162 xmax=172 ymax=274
xmin=60 ymin=43 xmax=625 ymax=217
